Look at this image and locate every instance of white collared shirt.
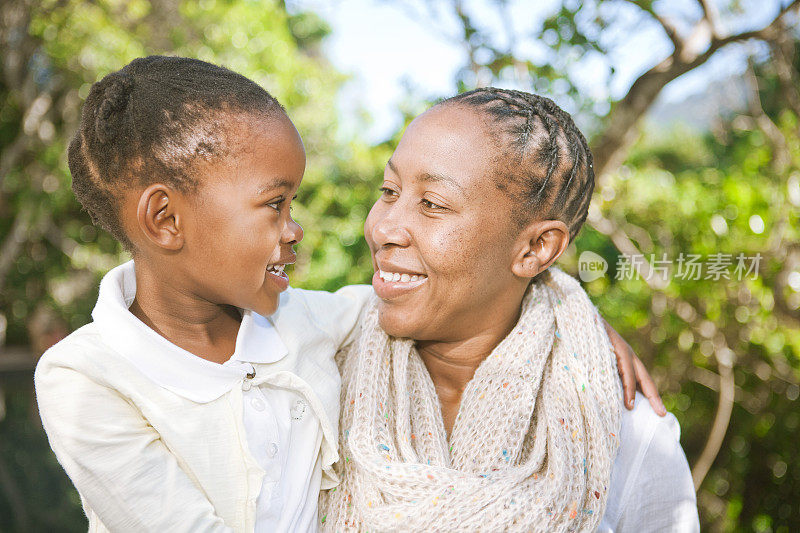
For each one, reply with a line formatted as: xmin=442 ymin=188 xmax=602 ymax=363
xmin=35 ymin=261 xmax=373 ymax=532
xmin=598 ymin=393 xmax=700 ymax=532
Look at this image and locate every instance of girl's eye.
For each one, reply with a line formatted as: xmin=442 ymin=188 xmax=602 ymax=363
xmin=266 ymin=196 xmax=285 ymax=211
xmin=421 ymin=198 xmax=447 ymax=211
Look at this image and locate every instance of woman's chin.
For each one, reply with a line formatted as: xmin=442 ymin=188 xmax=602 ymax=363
xmin=377 ymin=306 xmax=421 ymax=339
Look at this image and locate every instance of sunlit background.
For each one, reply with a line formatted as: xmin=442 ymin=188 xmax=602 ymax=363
xmin=1 ymin=0 xmax=799 ymax=531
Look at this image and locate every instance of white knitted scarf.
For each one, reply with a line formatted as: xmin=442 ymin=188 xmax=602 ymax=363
xmin=321 ymin=267 xmax=622 ymax=532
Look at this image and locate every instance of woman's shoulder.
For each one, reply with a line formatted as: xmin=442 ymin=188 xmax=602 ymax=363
xmin=600 ymin=393 xmax=699 ymax=532
xmin=271 ymin=285 xmax=374 ymax=348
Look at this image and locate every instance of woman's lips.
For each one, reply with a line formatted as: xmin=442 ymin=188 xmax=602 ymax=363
xmin=372 ymin=269 xmax=428 ymax=300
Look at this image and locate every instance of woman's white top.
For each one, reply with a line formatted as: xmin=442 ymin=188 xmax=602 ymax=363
xmin=599 ymin=393 xmax=700 ymax=532
xmin=34 ymin=261 xmax=372 ymax=532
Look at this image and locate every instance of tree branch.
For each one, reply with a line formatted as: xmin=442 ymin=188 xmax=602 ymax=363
xmin=696 ymin=0 xmax=722 ymax=39
xmin=592 ymin=0 xmax=800 ymax=183
xmin=691 ymin=350 xmax=735 ymax=490
xmin=621 ymin=0 xmax=683 ymax=54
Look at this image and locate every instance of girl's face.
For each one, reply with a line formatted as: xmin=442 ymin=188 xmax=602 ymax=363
xmin=179 ymin=113 xmax=305 ymax=317
xmin=365 ymin=104 xmax=526 ymax=341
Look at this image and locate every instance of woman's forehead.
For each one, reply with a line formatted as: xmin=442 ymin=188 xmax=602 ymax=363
xmin=390 ymin=105 xmax=500 ymax=188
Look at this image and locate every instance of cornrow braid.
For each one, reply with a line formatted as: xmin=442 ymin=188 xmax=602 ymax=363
xmin=439 ymin=87 xmax=595 ymax=241
xmin=68 ymin=55 xmax=285 ymax=250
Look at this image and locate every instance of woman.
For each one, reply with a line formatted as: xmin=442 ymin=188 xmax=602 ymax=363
xmin=322 ymin=88 xmax=698 ymax=531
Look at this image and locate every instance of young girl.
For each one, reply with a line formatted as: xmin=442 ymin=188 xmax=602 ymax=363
xmin=34 ymin=56 xmax=372 ymax=532
xmin=36 ymin=57 xmax=658 ymax=532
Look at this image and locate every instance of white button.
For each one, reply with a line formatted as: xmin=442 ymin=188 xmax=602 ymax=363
xmin=242 ymin=379 xmax=252 ymax=391
xmin=251 ymin=397 xmax=265 ymax=411
xmin=268 ymin=442 xmax=279 ymax=457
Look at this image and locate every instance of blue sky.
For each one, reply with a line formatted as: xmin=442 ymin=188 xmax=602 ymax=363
xmin=291 ymin=0 xmax=789 ymax=142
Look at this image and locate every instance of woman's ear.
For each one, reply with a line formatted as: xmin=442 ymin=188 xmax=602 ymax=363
xmin=135 ymin=184 xmax=184 ymax=251
xmin=511 ymin=220 xmax=570 ymax=279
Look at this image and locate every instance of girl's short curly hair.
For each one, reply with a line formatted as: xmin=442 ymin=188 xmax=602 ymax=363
xmin=68 ymin=55 xmax=285 ymax=250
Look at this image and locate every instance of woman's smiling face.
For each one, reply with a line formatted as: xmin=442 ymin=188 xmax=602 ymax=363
xmin=365 ymin=104 xmax=530 ymax=341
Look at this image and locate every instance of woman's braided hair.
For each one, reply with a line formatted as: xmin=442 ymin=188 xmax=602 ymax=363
xmin=439 ymin=87 xmax=595 ymax=241
xmin=68 ymin=55 xmax=285 ymax=250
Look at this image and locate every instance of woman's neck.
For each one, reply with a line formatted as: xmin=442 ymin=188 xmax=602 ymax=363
xmin=417 ymin=302 xmax=522 ymax=436
xmin=129 ymin=261 xmax=241 ymax=364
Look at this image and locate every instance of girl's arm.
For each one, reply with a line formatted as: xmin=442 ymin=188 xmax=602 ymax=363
xmin=35 ymin=364 xmax=231 ymax=533
xmin=603 ymin=318 xmax=667 ymax=416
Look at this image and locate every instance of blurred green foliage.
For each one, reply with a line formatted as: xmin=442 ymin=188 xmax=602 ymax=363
xmin=1 ymin=0 xmax=799 ymax=531
xmin=574 ymin=111 xmax=800 ymax=531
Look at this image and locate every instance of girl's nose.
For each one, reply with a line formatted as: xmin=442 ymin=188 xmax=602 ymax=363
xmin=282 ymin=217 xmax=303 ymax=245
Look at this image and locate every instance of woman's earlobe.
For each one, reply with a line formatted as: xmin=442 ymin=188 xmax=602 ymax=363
xmin=512 ymin=221 xmax=570 ymax=279
xmin=136 ymin=184 xmax=184 ymax=251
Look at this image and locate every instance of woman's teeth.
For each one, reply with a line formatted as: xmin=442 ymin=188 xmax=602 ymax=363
xmin=379 ymin=270 xmax=426 ymax=283
xmin=267 ymin=264 xmax=286 ymax=275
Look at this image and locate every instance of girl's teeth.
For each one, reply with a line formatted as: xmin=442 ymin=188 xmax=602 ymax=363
xmin=410 ymin=275 xmax=419 ymax=282
xmin=400 ymin=274 xmax=410 ymax=282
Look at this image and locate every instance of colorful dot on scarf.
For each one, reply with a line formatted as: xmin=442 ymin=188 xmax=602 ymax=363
xmin=378 ymin=443 xmax=390 ymax=451
xmin=428 ymin=474 xmax=435 ymax=480
xmin=321 ymin=515 xmax=326 ymax=523
xmin=594 ymin=491 xmax=601 ymax=499
xmin=563 ymin=365 xmax=569 ymax=371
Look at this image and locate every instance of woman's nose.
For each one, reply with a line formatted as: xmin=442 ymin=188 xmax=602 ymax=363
xmin=282 ymin=217 xmax=303 ymax=246
xmin=370 ymin=206 xmax=411 ymax=248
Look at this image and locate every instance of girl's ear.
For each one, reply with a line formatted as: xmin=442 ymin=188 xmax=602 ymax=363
xmin=511 ymin=220 xmax=570 ymax=279
xmin=135 ymin=184 xmax=184 ymax=251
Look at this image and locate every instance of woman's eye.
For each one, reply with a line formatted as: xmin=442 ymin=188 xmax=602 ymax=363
xmin=421 ymin=198 xmax=446 ymax=211
xmin=379 ymin=187 xmax=398 ymax=198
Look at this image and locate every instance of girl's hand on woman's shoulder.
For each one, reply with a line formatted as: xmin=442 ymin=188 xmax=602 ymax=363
xmin=602 ymin=318 xmax=667 ymax=416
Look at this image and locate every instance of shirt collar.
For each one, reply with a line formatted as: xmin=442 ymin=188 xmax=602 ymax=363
xmin=91 ymin=261 xmax=289 ymax=403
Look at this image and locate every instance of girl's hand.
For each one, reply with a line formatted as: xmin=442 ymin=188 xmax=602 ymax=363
xmin=602 ymin=318 xmax=667 ymax=416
